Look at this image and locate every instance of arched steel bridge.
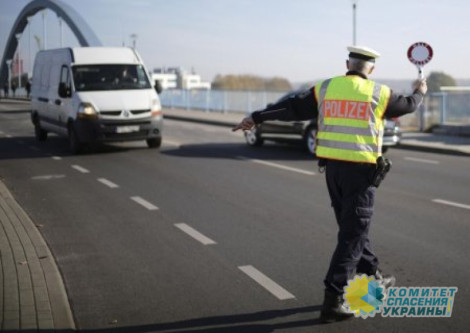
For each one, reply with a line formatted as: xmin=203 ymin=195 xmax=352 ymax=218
xmin=0 ymin=0 xmax=102 ymax=85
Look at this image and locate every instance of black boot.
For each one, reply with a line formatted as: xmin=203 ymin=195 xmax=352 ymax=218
xmin=320 ymin=290 xmax=354 ymax=323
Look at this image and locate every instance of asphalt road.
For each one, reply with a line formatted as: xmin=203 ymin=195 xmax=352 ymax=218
xmin=1 ymin=99 xmax=469 ymax=332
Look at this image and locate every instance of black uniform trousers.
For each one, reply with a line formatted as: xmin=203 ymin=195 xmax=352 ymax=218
xmin=323 ymin=160 xmax=379 ymax=295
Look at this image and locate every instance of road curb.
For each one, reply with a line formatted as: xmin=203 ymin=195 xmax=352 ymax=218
xmin=0 ymin=180 xmax=76 ymax=331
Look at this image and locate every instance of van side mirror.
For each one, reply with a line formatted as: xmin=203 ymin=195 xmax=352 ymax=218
xmin=154 ymin=80 xmax=163 ymax=94
xmin=58 ymin=82 xmax=71 ymax=98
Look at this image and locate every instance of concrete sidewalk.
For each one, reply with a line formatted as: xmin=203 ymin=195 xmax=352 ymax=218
xmin=163 ymin=108 xmax=470 ymax=156
xmin=0 ymin=181 xmax=75 ymax=331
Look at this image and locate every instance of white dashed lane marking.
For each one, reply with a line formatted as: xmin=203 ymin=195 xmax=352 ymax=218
xmin=97 ymin=178 xmax=119 ymax=189
xmin=31 ymin=175 xmax=66 ymax=180
xmin=238 ymin=265 xmax=296 ymax=300
xmin=174 ymin=223 xmax=216 ymax=245
xmin=405 ymin=157 xmax=439 ymax=164
xmin=52 ymin=156 xmax=62 ymax=160
xmin=71 ymin=165 xmax=90 ymax=173
xmin=130 ymin=196 xmax=159 ymax=211
xmin=237 ymin=156 xmax=315 ymax=176
xmin=432 ymin=199 xmax=470 ymax=210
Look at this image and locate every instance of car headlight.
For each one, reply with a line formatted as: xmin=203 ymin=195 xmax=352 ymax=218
xmin=77 ymin=103 xmax=98 ymax=119
xmin=151 ymin=98 xmax=163 ymax=117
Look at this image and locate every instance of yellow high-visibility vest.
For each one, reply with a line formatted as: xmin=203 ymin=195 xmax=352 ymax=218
xmin=314 ymin=75 xmax=391 ymax=164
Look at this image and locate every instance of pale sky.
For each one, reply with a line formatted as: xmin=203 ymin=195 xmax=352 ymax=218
xmin=1 ymin=0 xmax=469 ymax=84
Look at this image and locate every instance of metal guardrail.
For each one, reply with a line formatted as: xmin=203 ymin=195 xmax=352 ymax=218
xmin=3 ymin=88 xmax=468 ymax=130
xmin=159 ymin=89 xmax=287 ymax=114
xmin=160 ymin=89 xmax=470 ymax=130
xmin=429 ymin=92 xmax=470 ymax=125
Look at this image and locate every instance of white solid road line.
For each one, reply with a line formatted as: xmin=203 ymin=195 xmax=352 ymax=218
xmin=405 ymin=157 xmax=440 ymax=164
xmin=238 ymin=265 xmax=296 ymax=301
xmin=5 ymin=134 xmax=13 ymax=138
xmin=432 ymin=199 xmax=470 ymax=210
xmin=174 ymin=223 xmax=216 ymax=245
xmin=237 ymin=156 xmax=315 ymax=176
xmin=71 ymin=165 xmax=90 ymax=173
xmin=130 ymin=196 xmax=159 ymax=210
xmin=97 ymin=178 xmax=119 ymax=189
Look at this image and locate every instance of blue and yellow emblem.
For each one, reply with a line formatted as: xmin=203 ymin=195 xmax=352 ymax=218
xmin=343 ymin=275 xmax=385 ymax=318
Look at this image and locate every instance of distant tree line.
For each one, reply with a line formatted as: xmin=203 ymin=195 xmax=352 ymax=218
xmin=212 ymin=74 xmax=292 ymax=92
xmin=426 ymin=71 xmax=456 ymax=93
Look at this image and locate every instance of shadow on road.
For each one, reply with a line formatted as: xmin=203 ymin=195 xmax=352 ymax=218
xmin=0 ymin=135 xmax=317 ymax=162
xmin=0 ymin=135 xmax=152 ymax=160
xmin=82 ymin=305 xmax=323 ymax=333
xmin=162 ymin=142 xmax=317 ymax=162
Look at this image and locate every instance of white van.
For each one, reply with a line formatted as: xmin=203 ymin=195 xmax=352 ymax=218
xmin=31 ymin=47 xmax=163 ymax=153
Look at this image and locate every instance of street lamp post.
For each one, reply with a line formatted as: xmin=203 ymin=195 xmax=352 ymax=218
xmin=42 ymin=9 xmax=47 ymax=50
xmin=130 ymin=34 xmax=138 ymax=49
xmin=34 ymin=35 xmax=42 ymax=51
xmin=15 ymin=33 xmax=22 ymax=89
xmin=6 ymin=59 xmax=12 ymax=94
xmin=352 ymin=0 xmax=358 ymax=45
xmin=58 ymin=15 xmax=63 ymax=47
xmin=27 ymin=16 xmax=32 ymax=78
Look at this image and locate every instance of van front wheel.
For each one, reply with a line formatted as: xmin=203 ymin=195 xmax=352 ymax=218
xmin=147 ymin=137 xmax=162 ymax=149
xmin=68 ymin=125 xmax=83 ymax=154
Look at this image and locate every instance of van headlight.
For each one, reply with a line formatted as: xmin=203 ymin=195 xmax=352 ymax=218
xmin=77 ymin=103 xmax=98 ymax=119
xmin=151 ymin=98 xmax=163 ymax=117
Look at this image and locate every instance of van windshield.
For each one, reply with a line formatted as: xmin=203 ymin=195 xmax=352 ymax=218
xmin=72 ymin=64 xmax=151 ymax=91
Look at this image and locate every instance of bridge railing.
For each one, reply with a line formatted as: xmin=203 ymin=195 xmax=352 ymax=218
xmin=4 ymin=88 xmax=469 ymax=130
xmin=159 ymin=89 xmax=287 ymax=114
xmin=160 ymin=89 xmax=470 ymax=131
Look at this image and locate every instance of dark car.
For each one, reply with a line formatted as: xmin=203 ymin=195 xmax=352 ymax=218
xmin=244 ymin=90 xmax=402 ymax=155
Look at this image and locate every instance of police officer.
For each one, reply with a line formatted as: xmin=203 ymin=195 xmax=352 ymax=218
xmin=233 ymin=46 xmax=427 ymax=323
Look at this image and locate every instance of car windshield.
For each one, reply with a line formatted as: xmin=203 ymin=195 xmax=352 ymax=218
xmin=72 ymin=64 xmax=151 ymax=91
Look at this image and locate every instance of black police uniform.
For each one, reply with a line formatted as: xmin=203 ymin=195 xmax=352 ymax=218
xmin=251 ymin=71 xmax=424 ymax=295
